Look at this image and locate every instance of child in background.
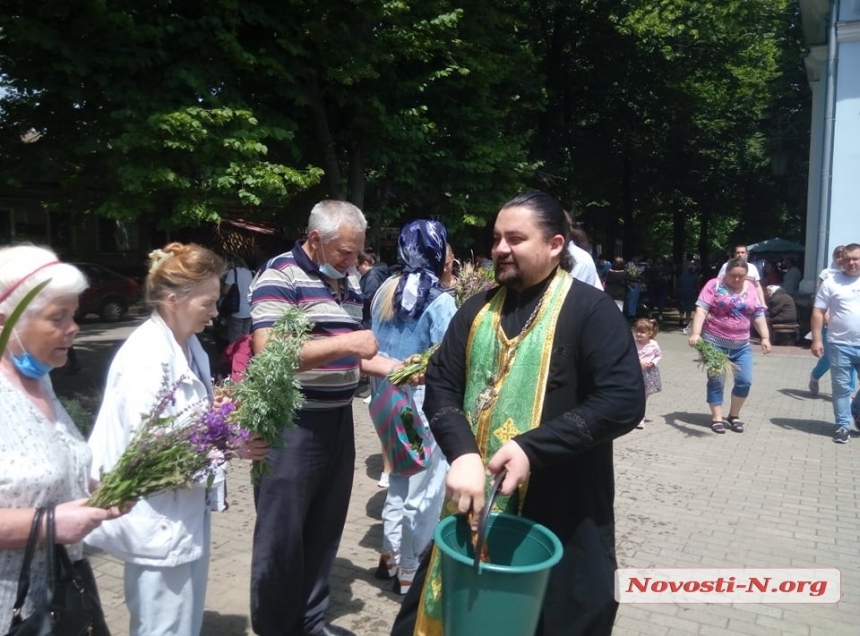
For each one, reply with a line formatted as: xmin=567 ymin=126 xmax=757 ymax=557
xmin=633 ymin=318 xmax=662 ymax=428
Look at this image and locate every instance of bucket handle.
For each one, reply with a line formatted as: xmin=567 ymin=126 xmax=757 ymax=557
xmin=473 ymin=468 xmax=507 ymax=573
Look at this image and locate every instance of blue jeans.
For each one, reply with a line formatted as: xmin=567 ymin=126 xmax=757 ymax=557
xmin=813 ymin=327 xmax=857 ymax=390
xmin=626 ymin=283 xmax=641 ymax=318
xmin=828 ymin=343 xmax=860 ymax=431
xmin=706 ymin=343 xmax=753 ymax=406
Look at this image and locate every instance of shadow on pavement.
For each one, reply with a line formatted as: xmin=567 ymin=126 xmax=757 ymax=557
xmin=360 ymin=490 xmax=387 ymax=553
xmin=661 ymin=411 xmax=713 ymax=437
xmin=769 ymin=417 xmax=834 ymax=437
xmin=364 ymin=452 xmax=384 ymax=482
xmin=202 ymin=611 xmax=250 ymax=635
xmin=777 ymin=387 xmax=830 ymax=402
xmin=328 ymin=556 xmax=403 ymax=634
xmin=328 ymin=556 xmax=368 ymax=617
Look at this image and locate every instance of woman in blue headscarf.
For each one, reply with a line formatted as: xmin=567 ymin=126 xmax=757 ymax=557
xmin=368 ymin=220 xmax=457 ymax=596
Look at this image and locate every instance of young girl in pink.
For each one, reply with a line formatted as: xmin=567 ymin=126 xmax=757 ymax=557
xmin=633 ymin=318 xmax=662 ymax=428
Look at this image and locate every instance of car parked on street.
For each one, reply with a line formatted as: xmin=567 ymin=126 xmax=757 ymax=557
xmin=74 ymin=262 xmax=140 ymax=322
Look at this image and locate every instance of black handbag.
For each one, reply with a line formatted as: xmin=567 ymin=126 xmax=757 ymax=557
xmin=5 ymin=506 xmax=110 ymax=636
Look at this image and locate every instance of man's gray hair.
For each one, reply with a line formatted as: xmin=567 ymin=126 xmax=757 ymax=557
xmin=308 ymin=201 xmax=367 ymax=243
xmin=0 ymin=244 xmax=88 ymax=326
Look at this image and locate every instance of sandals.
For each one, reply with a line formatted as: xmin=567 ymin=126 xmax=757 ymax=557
xmin=727 ymin=416 xmax=745 ymax=433
xmin=711 ymin=421 xmax=727 ymax=434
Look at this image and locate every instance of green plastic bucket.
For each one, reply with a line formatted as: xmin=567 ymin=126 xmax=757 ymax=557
xmin=434 ymin=513 xmax=563 ymax=636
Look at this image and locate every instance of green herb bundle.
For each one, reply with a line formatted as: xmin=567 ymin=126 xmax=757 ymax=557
xmin=399 ymin=406 xmax=425 ymax=460
xmin=388 ymin=344 xmax=439 ymax=386
xmin=229 ymin=306 xmax=311 ymax=483
xmin=695 ymin=339 xmax=733 ymax=378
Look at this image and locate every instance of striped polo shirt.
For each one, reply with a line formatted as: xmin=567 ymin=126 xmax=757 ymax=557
xmin=250 ymin=242 xmax=364 ymax=410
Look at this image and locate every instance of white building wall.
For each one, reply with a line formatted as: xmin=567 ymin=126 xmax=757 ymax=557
xmin=828 ymin=37 xmax=860 ymax=256
xmin=800 ymin=4 xmax=860 ymax=293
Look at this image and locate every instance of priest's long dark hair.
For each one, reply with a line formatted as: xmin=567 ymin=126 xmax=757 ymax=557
xmin=500 ymin=191 xmax=573 ymax=271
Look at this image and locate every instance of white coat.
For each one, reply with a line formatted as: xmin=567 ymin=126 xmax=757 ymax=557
xmin=86 ymin=312 xmax=215 ymax=567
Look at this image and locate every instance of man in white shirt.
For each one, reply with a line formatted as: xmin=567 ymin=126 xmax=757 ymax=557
xmin=565 ymin=220 xmax=603 ymax=290
xmin=718 ymin=244 xmax=765 ymax=305
xmin=812 ymin=243 xmax=860 ymax=444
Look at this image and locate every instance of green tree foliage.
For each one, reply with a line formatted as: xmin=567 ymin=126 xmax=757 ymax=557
xmin=527 ymin=0 xmax=808 ymax=264
xmin=0 ymin=0 xmax=809 ymax=257
xmin=0 ymin=0 xmax=322 ymax=226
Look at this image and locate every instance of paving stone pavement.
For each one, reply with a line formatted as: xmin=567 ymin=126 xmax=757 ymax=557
xmin=57 ymin=317 xmax=860 ymax=635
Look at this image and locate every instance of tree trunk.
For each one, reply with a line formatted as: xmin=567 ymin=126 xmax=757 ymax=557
xmin=621 ymin=152 xmax=634 ymax=256
xmin=347 ymin=139 xmax=365 ymax=208
xmin=698 ymin=210 xmax=710 ymax=274
xmin=307 ymin=79 xmax=342 ymax=199
xmin=672 ymin=204 xmax=686 ymax=270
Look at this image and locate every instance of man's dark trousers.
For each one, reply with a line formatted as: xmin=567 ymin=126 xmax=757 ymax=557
xmin=251 ymin=405 xmax=356 ymax=636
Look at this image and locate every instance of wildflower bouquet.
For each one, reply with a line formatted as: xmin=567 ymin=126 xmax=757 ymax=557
xmin=227 ymin=306 xmax=311 ymax=483
xmin=87 ymin=371 xmax=249 ymax=509
xmin=694 ymin=339 xmax=734 ymax=378
xmin=453 ymin=260 xmax=495 ymax=308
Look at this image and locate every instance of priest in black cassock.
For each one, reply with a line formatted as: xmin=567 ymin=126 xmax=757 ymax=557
xmin=390 ymin=191 xmax=645 ymax=636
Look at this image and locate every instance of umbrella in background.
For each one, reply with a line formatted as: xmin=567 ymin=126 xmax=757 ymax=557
xmin=746 ymin=237 xmax=805 ymax=256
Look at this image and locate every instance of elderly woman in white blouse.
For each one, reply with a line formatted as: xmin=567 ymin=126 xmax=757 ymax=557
xmin=0 ymin=244 xmax=120 ymax=630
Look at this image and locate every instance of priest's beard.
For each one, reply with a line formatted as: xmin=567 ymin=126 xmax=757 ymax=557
xmin=495 ymin=260 xmax=523 ymax=288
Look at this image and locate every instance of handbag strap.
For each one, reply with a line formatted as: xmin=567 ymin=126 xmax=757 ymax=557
xmin=44 ymin=505 xmax=57 ymax=608
xmin=10 ymin=507 xmax=46 ymax=622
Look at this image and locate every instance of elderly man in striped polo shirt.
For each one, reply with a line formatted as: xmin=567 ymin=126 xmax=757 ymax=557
xmin=248 ymin=201 xmax=396 ymax=636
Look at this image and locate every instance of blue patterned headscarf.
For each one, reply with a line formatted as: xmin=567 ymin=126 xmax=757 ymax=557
xmin=393 ymin=220 xmax=448 ymax=320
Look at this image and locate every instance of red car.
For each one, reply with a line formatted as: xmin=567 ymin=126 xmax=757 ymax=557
xmin=74 ymin=263 xmax=140 ymax=322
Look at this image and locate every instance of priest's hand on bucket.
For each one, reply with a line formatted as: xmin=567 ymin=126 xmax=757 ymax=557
xmin=487 ymin=441 xmax=530 ymax=496
xmin=446 ymin=453 xmax=486 ymax=527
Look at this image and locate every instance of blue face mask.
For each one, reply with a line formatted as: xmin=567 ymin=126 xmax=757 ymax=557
xmin=317 ymin=244 xmax=347 ymax=279
xmin=10 ymin=331 xmax=53 ymax=379
xmin=12 ymin=351 xmax=53 ymax=379
xmin=319 ymin=262 xmax=347 ymax=280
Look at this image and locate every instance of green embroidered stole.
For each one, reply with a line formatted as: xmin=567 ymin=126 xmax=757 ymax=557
xmin=413 ymin=269 xmax=571 ymax=636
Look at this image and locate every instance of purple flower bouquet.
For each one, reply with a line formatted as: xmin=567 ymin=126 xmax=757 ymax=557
xmin=87 ymin=370 xmax=249 ymax=509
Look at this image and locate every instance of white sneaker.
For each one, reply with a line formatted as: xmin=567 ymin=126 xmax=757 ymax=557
xmin=363 ymin=395 xmax=372 ymax=405
xmin=377 ymin=472 xmax=390 ymax=488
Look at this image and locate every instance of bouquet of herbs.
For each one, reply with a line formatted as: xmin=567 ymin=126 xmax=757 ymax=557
xmin=400 ymin=406 xmax=425 ymax=460
xmin=695 ymin=339 xmax=734 ymax=378
xmin=388 ymin=344 xmax=439 ymax=386
xmin=453 ymin=260 xmax=495 ymax=308
xmin=87 ymin=369 xmax=248 ymax=509
xmin=227 ymin=306 xmax=311 ymax=483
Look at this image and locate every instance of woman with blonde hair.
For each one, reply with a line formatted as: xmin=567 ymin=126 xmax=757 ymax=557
xmin=369 ymin=220 xmax=457 ymax=595
xmin=0 ymin=244 xmax=121 ymax=630
xmin=86 ymin=242 xmax=265 ymax=635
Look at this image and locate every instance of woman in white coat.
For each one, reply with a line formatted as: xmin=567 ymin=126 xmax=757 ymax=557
xmin=86 ymin=242 xmax=264 ymax=635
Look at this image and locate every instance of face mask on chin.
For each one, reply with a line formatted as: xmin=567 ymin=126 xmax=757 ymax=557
xmin=317 ymin=242 xmax=347 ymax=280
xmin=11 ymin=330 xmax=53 ymax=379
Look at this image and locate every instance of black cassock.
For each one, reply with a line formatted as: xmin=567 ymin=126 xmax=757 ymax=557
xmin=392 ymin=269 xmax=645 ymax=636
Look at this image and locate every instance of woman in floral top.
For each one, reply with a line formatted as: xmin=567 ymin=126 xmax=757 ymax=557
xmin=0 ymin=245 xmax=120 ymax=630
xmin=687 ymin=257 xmax=771 ymax=434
